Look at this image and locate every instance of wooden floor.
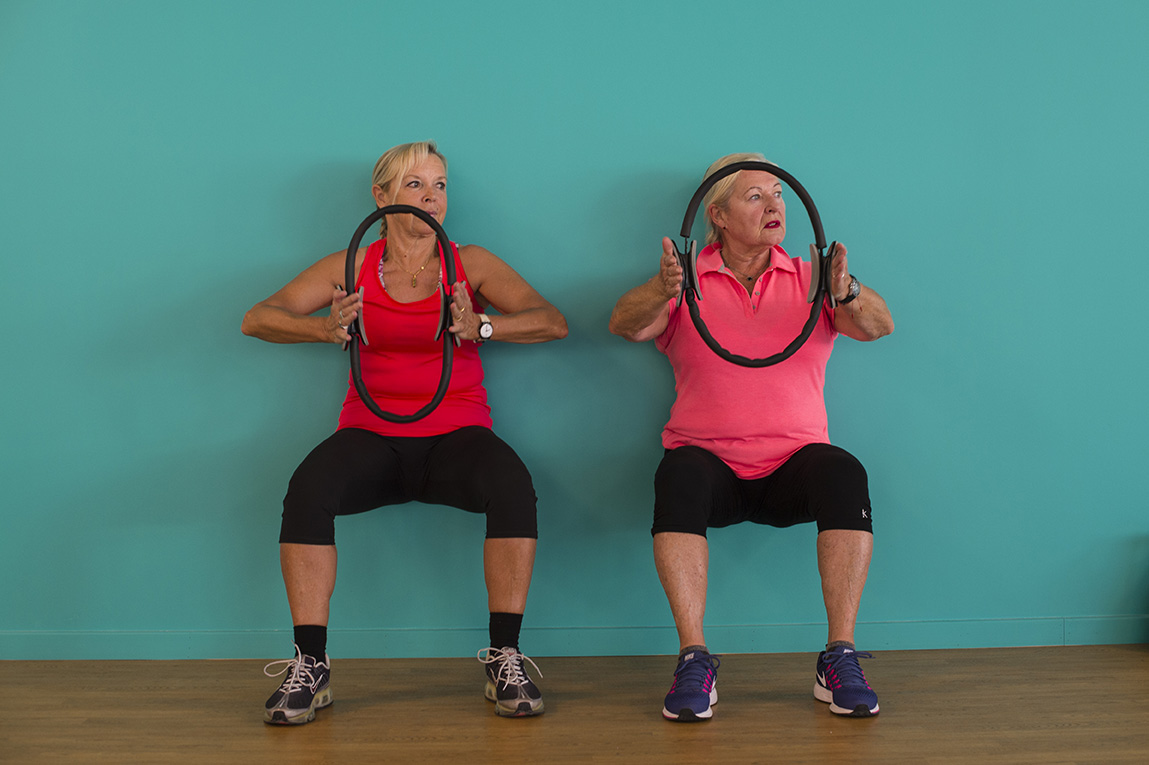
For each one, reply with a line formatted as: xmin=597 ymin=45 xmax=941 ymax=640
xmin=4 ymin=645 xmax=1148 ymax=763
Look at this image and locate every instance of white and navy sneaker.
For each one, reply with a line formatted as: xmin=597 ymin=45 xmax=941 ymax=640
xmin=478 ymin=646 xmax=545 ymax=717
xmin=662 ymin=650 xmax=720 ymax=721
xmin=263 ymin=644 xmax=333 ymax=725
xmin=814 ymin=646 xmax=879 ymax=716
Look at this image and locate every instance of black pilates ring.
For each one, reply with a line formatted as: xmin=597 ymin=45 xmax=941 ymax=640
xmin=343 ymin=204 xmax=459 ymax=423
xmin=674 ymin=160 xmax=838 ymax=368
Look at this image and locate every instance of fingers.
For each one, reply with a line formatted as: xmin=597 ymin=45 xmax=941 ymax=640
xmin=331 ymin=286 xmax=362 ymax=344
xmin=451 ymin=281 xmax=470 ymax=312
xmin=830 ymin=243 xmax=849 ymax=272
xmin=332 ymin=287 xmax=362 ymax=316
xmin=448 ymin=280 xmax=477 ymax=339
xmin=829 ymin=243 xmax=851 ymax=300
xmin=659 ymin=237 xmax=684 ymax=298
xmin=660 ymin=238 xmax=681 ymax=272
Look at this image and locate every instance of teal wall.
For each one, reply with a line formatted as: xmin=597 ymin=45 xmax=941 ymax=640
xmin=3 ymin=0 xmax=1147 ymax=659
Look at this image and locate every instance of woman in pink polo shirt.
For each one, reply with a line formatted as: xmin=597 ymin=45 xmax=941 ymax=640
xmin=243 ymin=141 xmax=567 ymax=725
xmin=609 ymin=152 xmax=894 ymax=723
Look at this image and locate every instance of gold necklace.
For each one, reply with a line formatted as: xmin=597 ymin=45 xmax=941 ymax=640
xmin=396 ymin=252 xmax=436 ymax=287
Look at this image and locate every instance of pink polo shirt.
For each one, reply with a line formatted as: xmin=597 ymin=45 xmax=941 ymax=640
xmin=656 ymin=243 xmax=837 ymax=478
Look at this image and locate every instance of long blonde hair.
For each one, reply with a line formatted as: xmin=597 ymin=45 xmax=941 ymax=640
xmin=701 ymin=152 xmax=769 ymax=246
xmin=371 ymin=141 xmax=448 ymax=237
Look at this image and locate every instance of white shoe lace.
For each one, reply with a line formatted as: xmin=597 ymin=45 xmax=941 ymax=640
xmin=264 ymin=644 xmax=322 ymax=693
xmin=477 ymin=646 xmax=542 ymax=688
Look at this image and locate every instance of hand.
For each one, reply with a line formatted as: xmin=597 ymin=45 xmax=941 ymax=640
xmin=658 ymin=237 xmax=685 ymax=300
xmin=448 ymin=281 xmax=481 ymax=340
xmin=328 ymin=287 xmax=362 ymax=344
xmin=829 ymin=243 xmax=852 ymax=302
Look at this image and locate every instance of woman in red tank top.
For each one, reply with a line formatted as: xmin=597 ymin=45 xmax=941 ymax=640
xmin=243 ymin=141 xmax=567 ymax=724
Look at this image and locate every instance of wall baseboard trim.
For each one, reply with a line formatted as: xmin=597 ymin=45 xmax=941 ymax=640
xmin=2 ymin=615 xmax=1145 ymax=660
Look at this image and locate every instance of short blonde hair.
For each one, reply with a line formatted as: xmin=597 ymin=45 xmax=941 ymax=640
xmin=371 ymin=141 xmax=448 ymax=237
xmin=701 ymin=152 xmax=769 ymax=246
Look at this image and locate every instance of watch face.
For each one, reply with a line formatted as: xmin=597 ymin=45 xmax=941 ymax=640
xmin=479 ymin=321 xmax=493 ymax=339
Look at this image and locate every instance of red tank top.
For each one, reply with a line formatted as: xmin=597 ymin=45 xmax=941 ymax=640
xmin=337 ymin=238 xmax=492 ymax=436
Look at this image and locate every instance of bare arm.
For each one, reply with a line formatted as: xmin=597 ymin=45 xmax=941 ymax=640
xmin=449 ymin=245 xmax=568 ymax=343
xmin=828 ymin=243 xmax=894 ymax=341
xmin=241 ymin=250 xmax=366 ymax=344
xmin=609 ymin=237 xmax=683 ymax=343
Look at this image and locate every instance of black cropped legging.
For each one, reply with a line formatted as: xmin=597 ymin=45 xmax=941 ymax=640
xmin=652 ymin=443 xmax=873 ymax=537
xmin=280 ymin=426 xmax=538 ymax=545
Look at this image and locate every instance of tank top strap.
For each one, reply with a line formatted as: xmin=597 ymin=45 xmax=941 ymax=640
xmin=354 ymin=239 xmax=387 ymax=292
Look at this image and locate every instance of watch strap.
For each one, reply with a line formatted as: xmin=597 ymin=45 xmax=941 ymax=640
xmin=838 ymin=275 xmax=860 ymax=305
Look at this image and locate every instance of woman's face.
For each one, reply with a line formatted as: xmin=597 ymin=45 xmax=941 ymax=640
xmin=373 ymin=153 xmax=448 ymax=236
xmin=710 ymin=170 xmax=786 ymax=251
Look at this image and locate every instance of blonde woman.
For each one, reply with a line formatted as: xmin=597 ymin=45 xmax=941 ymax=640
xmin=244 ymin=141 xmax=567 ymax=724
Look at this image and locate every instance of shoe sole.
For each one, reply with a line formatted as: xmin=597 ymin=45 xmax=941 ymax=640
xmin=484 ymin=681 xmax=545 ymax=717
xmin=662 ymin=706 xmax=712 ymax=721
xmin=813 ymin=683 xmax=878 ymax=717
xmin=264 ymin=687 xmax=333 ymax=725
xmin=662 ymin=686 xmax=718 ymax=721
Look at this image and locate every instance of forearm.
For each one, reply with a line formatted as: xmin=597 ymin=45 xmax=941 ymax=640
xmin=609 ymin=277 xmax=671 ymax=341
xmin=833 ymin=286 xmax=894 ymax=341
xmin=484 ymin=305 xmax=568 ymax=344
xmin=242 ymin=303 xmax=332 ymax=344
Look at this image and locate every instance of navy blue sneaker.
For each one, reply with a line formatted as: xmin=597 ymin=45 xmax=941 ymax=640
xmin=662 ymin=650 xmax=720 ymax=721
xmin=263 ymin=645 xmax=332 ymax=725
xmin=814 ymin=646 xmax=879 ymax=716
xmin=478 ymin=646 xmax=545 ymax=717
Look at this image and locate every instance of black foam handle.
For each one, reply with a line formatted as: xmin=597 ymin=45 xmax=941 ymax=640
xmin=673 ymin=239 xmax=700 ymax=307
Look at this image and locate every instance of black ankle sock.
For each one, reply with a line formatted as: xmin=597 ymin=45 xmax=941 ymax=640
xmin=826 ymin=640 xmax=855 ymax=652
xmin=489 ymin=612 xmax=523 ymax=650
xmin=294 ymin=625 xmax=327 ymax=659
xmin=680 ymin=644 xmax=709 ymax=657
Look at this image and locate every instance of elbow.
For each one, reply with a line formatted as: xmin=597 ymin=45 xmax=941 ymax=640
xmin=548 ymin=306 xmax=569 ymax=341
xmin=241 ymin=306 xmax=266 ymax=338
xmin=607 ymin=311 xmax=628 ymax=339
xmin=550 ymin=315 xmax=569 ymax=341
xmin=609 ymin=318 xmax=650 ymax=343
xmin=608 ymin=319 xmax=642 ymax=343
xmin=865 ymin=318 xmax=894 ymax=341
xmin=241 ymin=310 xmax=257 ymax=337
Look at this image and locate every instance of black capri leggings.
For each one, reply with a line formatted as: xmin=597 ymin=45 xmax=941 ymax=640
xmin=652 ymin=443 xmax=873 ymax=537
xmin=280 ymin=426 xmax=538 ymax=545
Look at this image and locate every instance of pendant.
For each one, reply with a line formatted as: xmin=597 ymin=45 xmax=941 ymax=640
xmin=411 ymin=275 xmax=418 ymax=287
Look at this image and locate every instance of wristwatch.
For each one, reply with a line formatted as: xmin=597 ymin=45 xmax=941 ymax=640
xmin=838 ymin=275 xmax=861 ymax=305
xmin=478 ymin=313 xmax=493 ymax=342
